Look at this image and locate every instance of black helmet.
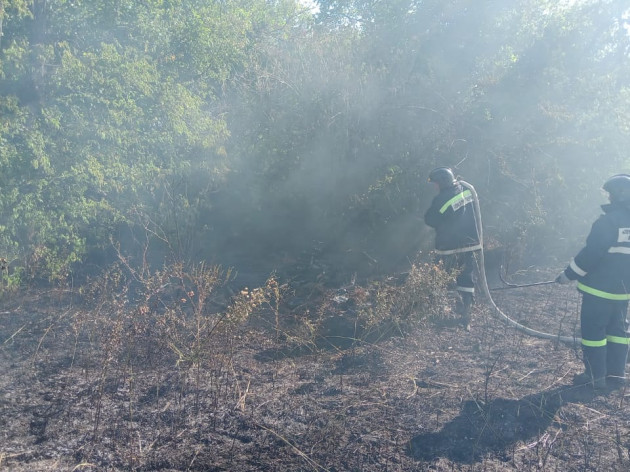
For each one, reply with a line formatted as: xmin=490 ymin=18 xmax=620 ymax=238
xmin=428 ymin=167 xmax=456 ymax=189
xmin=603 ymin=174 xmax=630 ymax=203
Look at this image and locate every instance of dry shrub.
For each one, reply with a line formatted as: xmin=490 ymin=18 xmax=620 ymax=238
xmin=357 ymin=261 xmax=454 ymax=333
xmin=71 ymin=260 xmax=275 ymax=439
xmin=269 ymin=261 xmax=455 ymax=352
xmin=78 ymin=261 xmax=269 ymax=367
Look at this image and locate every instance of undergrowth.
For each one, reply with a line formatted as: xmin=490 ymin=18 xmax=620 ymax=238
xmin=1 ymin=252 xmax=456 ymax=469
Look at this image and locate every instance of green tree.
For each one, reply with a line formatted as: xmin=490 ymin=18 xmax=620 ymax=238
xmin=225 ymin=0 xmax=630 ymax=280
xmin=0 ymin=0 xmax=297 ymax=281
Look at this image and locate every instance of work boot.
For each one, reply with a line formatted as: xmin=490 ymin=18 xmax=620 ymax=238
xmin=581 ymin=345 xmax=607 ymax=389
xmin=606 ymin=375 xmax=627 ymax=391
xmin=458 ymin=291 xmax=473 ymax=331
xmin=606 ymin=342 xmax=628 ymax=384
xmin=573 ymin=372 xmax=607 ymax=390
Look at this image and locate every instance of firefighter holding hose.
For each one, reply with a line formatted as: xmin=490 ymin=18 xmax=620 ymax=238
xmin=556 ymin=174 xmax=630 ymax=391
xmin=424 ymin=167 xmax=482 ymax=330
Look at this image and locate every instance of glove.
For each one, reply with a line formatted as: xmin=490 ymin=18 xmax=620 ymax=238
xmin=555 ymin=271 xmax=571 ymax=284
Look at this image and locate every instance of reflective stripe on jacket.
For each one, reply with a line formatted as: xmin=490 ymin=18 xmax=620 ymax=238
xmin=424 ymin=183 xmax=480 ymax=252
xmin=565 ymin=203 xmax=630 ymax=299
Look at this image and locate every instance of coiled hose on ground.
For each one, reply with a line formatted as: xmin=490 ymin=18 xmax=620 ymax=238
xmin=458 ymin=179 xmax=581 ymax=345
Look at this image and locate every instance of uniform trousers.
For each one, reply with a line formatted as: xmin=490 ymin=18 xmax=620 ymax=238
xmin=580 ymin=293 xmax=629 ymax=381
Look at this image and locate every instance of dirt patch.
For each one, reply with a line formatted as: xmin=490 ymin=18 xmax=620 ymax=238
xmin=1 ymin=282 xmax=630 ymax=471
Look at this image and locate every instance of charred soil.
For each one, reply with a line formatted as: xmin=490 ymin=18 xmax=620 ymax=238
xmin=2 ymin=275 xmax=630 ymax=471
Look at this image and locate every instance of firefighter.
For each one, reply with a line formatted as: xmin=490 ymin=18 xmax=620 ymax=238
xmin=556 ymin=174 xmax=630 ymax=390
xmin=424 ymin=167 xmax=482 ymax=329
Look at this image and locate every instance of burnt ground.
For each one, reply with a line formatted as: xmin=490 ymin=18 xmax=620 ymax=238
xmin=1 ymin=270 xmax=630 ymax=471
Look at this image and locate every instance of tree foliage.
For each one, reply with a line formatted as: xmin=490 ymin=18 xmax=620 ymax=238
xmin=0 ymin=0 xmax=629 ymax=284
xmin=0 ymin=0 xmax=291 ymax=280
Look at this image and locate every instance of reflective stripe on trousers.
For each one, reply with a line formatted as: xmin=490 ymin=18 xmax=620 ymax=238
xmin=580 ymin=293 xmax=629 ymax=379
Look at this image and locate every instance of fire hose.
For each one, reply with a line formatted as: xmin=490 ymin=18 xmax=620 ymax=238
xmin=490 ymin=277 xmax=556 ymax=291
xmin=458 ymin=179 xmax=581 ymax=345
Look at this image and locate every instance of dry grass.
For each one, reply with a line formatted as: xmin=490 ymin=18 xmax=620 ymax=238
xmin=1 ymin=265 xmax=630 ymax=471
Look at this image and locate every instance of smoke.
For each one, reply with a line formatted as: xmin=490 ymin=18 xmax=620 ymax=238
xmin=4 ymin=0 xmax=627 ymax=283
xmin=187 ymin=0 xmax=630 ymax=286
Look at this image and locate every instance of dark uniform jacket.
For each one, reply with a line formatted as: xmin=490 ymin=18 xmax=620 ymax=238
xmin=424 ymin=182 xmax=481 ymax=254
xmin=564 ymin=202 xmax=630 ymax=300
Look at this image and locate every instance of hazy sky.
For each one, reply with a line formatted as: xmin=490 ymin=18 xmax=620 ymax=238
xmin=298 ymin=0 xmax=319 ymax=14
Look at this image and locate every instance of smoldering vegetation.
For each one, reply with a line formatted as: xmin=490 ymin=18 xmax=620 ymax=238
xmin=2 ymin=0 xmax=630 ymax=470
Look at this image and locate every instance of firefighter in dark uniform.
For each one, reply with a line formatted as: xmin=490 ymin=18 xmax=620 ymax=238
xmin=424 ymin=167 xmax=482 ymax=329
xmin=556 ymin=174 xmax=630 ymax=390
